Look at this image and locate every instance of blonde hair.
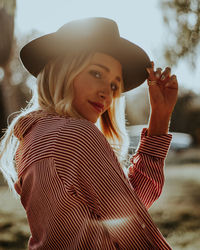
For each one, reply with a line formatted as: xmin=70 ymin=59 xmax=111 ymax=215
xmin=0 ymin=52 xmax=129 ymax=194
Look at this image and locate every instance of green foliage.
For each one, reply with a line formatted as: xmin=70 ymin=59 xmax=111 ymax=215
xmin=160 ymin=0 xmax=200 ymax=68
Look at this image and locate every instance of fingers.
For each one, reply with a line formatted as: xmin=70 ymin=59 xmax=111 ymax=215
xmin=146 ymin=62 xmax=171 ymax=82
xmin=155 ymin=68 xmax=162 ymax=79
xmin=160 ymin=67 xmax=171 ymax=82
xmin=146 ymin=61 xmax=155 ymax=79
xmin=165 ymin=75 xmax=178 ymax=89
xmin=146 ymin=62 xmax=178 ymax=91
xmin=147 ymin=62 xmax=176 ymax=83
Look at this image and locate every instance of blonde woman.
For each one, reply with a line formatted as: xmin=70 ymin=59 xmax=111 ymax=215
xmin=0 ymin=17 xmax=178 ymax=249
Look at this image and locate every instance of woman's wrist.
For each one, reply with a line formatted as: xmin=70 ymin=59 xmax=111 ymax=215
xmin=147 ymin=112 xmax=171 ymax=136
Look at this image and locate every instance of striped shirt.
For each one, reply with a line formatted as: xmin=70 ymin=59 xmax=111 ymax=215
xmin=14 ymin=111 xmax=172 ymax=249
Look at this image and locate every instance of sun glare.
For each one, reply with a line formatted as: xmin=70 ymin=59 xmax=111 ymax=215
xmin=15 ymin=0 xmax=200 ymax=93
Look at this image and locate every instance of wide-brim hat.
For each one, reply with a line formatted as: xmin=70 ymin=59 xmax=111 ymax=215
xmin=20 ymin=17 xmax=151 ymax=92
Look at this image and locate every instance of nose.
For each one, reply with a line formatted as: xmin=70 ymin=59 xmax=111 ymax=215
xmin=98 ymin=86 xmax=112 ymax=101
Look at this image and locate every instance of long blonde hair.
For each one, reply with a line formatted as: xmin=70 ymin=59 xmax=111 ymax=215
xmin=0 ymin=52 xmax=129 ymax=194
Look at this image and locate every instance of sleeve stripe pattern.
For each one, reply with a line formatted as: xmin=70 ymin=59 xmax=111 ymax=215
xmin=136 ymin=128 xmax=172 ymax=158
xmin=128 ymin=128 xmax=172 ymax=209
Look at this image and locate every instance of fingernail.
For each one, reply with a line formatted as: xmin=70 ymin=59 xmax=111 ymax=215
xmin=146 ymin=68 xmax=150 ymax=73
xmin=161 ymin=75 xmax=165 ymax=80
xmin=155 ymin=73 xmax=160 ymax=78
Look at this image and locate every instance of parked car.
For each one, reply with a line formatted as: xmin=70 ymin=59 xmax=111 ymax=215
xmin=127 ymin=125 xmax=193 ymax=154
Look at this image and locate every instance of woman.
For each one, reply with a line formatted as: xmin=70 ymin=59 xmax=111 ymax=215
xmin=0 ymin=17 xmax=178 ymax=249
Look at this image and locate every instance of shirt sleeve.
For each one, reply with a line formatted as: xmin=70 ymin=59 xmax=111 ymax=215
xmin=128 ymin=128 xmax=172 ymax=209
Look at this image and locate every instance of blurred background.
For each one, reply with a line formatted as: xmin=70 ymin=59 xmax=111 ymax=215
xmin=0 ymin=0 xmax=200 ymax=249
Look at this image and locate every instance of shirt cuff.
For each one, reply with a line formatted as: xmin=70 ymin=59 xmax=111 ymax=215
xmin=136 ymin=128 xmax=172 ymax=159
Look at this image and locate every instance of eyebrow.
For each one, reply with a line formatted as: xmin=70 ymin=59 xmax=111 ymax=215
xmin=93 ymin=63 xmax=121 ymax=83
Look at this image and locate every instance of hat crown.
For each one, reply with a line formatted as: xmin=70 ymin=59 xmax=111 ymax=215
xmin=56 ymin=17 xmax=120 ymax=42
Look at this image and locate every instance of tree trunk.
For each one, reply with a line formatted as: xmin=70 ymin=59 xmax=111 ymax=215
xmin=0 ymin=2 xmax=20 ymax=135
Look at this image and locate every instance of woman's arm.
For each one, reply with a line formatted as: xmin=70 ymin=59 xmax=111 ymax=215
xmin=128 ymin=128 xmax=172 ymax=209
xmin=127 ymin=62 xmax=178 ymax=209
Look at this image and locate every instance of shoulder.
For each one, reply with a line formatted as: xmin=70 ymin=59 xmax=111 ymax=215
xmin=56 ymin=118 xmax=109 ymax=152
xmin=53 ymin=118 xmax=115 ymax=174
xmin=60 ymin=118 xmax=105 ymax=141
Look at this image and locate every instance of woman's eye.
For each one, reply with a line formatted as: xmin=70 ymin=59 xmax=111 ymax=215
xmin=111 ymin=82 xmax=118 ymax=92
xmin=90 ymin=70 xmax=102 ymax=79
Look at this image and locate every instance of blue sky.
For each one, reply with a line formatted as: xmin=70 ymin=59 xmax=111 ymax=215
xmin=15 ymin=0 xmax=199 ymax=94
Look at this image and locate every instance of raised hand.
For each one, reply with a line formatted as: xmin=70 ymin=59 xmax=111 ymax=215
xmin=146 ymin=62 xmax=178 ymax=136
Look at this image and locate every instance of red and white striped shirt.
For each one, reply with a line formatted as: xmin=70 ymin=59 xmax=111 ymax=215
xmin=14 ymin=111 xmax=172 ymax=249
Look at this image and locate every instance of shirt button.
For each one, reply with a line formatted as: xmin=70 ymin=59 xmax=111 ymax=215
xmin=141 ymin=223 xmax=146 ymax=229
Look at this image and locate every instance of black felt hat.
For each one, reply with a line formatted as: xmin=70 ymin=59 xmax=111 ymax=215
xmin=20 ymin=17 xmax=151 ymax=92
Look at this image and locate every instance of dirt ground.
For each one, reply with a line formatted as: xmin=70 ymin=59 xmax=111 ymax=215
xmin=0 ymin=153 xmax=200 ymax=249
xmin=150 ymin=164 xmax=200 ymax=250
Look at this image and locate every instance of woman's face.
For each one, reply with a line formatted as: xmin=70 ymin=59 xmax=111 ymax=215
xmin=72 ymin=52 xmax=123 ymax=123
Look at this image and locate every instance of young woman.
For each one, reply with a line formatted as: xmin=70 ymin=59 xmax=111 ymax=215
xmin=0 ymin=17 xmax=178 ymax=249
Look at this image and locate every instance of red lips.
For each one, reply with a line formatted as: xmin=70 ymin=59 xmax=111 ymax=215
xmin=89 ymin=101 xmax=104 ymax=112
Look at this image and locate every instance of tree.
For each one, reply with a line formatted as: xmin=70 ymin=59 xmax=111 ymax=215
xmin=170 ymin=90 xmax=194 ymax=132
xmin=0 ymin=1 xmax=15 ymax=66
xmin=170 ymin=89 xmax=200 ymax=145
xmin=160 ymin=0 xmax=200 ymax=68
xmin=0 ymin=0 xmax=16 ymax=137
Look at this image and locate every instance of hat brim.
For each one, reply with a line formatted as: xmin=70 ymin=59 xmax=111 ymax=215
xmin=20 ymin=32 xmax=151 ymax=92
